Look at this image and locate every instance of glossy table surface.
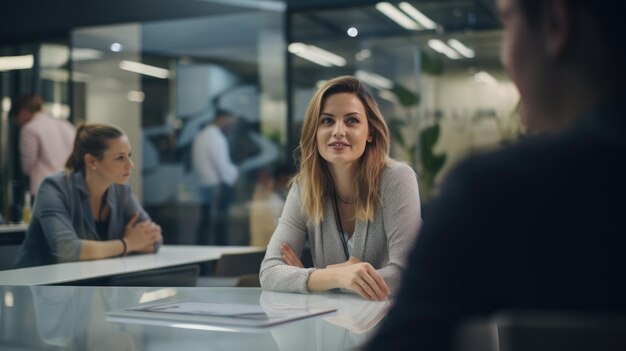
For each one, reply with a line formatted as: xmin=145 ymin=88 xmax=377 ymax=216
xmin=0 ymin=245 xmax=264 ymax=285
xmin=0 ymin=286 xmax=390 ymax=350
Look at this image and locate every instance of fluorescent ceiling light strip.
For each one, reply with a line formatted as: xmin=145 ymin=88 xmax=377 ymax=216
xmin=474 ymin=71 xmax=498 ymax=86
xmin=71 ymin=48 xmax=103 ymax=61
xmin=355 ymin=70 xmax=393 ymax=90
xmin=448 ymin=39 xmax=475 ymax=58
xmin=119 ymin=60 xmax=170 ymax=79
xmin=288 ymin=42 xmax=340 ymax=67
xmin=428 ymin=39 xmax=461 ymax=59
xmin=289 ymin=43 xmax=332 ymax=67
xmin=305 ymin=45 xmax=346 ymax=67
xmin=376 ymin=2 xmax=419 ymax=30
xmin=399 ymin=2 xmax=436 ymax=30
xmin=0 ymin=55 xmax=34 ymax=71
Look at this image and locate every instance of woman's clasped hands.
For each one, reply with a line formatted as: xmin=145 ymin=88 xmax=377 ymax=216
xmin=123 ymin=212 xmax=162 ymax=254
xmin=280 ymin=243 xmax=390 ymax=301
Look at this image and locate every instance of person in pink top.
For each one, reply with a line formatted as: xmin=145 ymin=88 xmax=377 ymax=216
xmin=11 ymin=94 xmax=76 ymax=196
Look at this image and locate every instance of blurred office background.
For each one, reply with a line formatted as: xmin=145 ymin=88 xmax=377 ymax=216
xmin=0 ymin=0 xmax=518 ymax=247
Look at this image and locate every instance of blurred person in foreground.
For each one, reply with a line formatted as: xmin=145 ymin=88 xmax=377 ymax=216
xmin=11 ymin=93 xmax=75 ymax=196
xmin=259 ymin=76 xmax=421 ymax=300
xmin=366 ymin=0 xmax=626 ymax=349
xmin=13 ymin=123 xmax=162 ymax=268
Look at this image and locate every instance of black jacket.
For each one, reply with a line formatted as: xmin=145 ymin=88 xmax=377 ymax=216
xmin=366 ymin=102 xmax=626 ymax=350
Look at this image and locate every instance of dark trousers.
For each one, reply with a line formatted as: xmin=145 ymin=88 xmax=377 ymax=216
xmin=196 ymin=184 xmax=234 ymax=245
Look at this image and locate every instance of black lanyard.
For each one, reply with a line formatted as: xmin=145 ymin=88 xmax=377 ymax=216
xmin=332 ymin=193 xmax=350 ymax=260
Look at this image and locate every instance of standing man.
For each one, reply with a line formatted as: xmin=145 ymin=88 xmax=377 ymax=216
xmin=192 ymin=109 xmax=238 ymax=245
xmin=11 ymin=94 xmax=75 ymax=196
xmin=367 ymin=0 xmax=625 ymax=350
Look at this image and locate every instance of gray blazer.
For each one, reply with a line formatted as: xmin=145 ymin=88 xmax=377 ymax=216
xmin=13 ymin=171 xmax=150 ymax=268
xmin=259 ymin=162 xmax=422 ymax=294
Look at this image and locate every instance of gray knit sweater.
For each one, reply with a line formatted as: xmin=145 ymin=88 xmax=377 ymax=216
xmin=259 ymin=161 xmax=422 ymax=294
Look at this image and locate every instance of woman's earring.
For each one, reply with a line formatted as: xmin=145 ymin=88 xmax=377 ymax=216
xmin=367 ymin=136 xmax=373 ymax=143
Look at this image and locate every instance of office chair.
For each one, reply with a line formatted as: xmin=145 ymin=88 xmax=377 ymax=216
xmin=196 ymin=250 xmax=265 ymax=287
xmin=109 ymin=264 xmax=200 ymax=287
xmin=455 ymin=310 xmax=626 ymax=351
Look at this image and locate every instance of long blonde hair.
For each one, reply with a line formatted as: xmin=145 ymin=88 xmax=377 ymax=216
xmin=292 ymin=76 xmax=390 ymax=223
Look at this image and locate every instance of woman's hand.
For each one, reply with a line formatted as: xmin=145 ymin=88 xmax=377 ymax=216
xmin=123 ymin=212 xmax=162 ymax=254
xmin=336 ymin=262 xmax=390 ymax=300
xmin=280 ymin=243 xmax=304 ymax=268
xmin=327 ymin=256 xmax=362 ymax=269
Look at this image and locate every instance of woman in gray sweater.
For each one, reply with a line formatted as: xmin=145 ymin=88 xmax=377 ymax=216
xmin=260 ymin=76 xmax=421 ymax=300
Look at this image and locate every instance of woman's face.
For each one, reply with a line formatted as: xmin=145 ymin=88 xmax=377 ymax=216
xmin=316 ymin=92 xmax=371 ymax=170
xmin=92 ymin=135 xmax=134 ymax=185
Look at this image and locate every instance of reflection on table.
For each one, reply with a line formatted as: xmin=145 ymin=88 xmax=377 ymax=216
xmin=0 ymin=286 xmax=389 ymax=350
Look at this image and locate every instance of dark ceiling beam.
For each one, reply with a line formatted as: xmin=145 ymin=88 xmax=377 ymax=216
xmin=0 ymin=0 xmax=244 ymax=44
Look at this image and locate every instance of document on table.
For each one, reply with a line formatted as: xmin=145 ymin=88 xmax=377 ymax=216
xmin=107 ymin=301 xmax=336 ymax=329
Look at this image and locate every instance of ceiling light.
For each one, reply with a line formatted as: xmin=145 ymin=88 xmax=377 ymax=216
xmin=2 ymin=97 xmax=11 ymax=112
xmin=448 ymin=39 xmax=475 ymax=58
xmin=288 ymin=43 xmax=345 ymax=67
xmin=119 ymin=60 xmax=170 ymax=79
xmin=428 ymin=39 xmax=461 ymax=59
xmin=399 ymin=2 xmax=437 ymax=30
xmin=355 ymin=49 xmax=371 ymax=61
xmin=127 ymin=90 xmax=145 ymax=103
xmin=0 ymin=55 xmax=34 ymax=72
xmin=376 ymin=2 xmax=419 ymax=30
xmin=347 ymin=27 xmax=358 ymax=37
xmin=355 ymin=70 xmax=393 ymax=90
xmin=110 ymin=43 xmax=123 ymax=52
xmin=305 ymin=45 xmax=346 ymax=66
xmin=289 ymin=43 xmax=331 ymax=67
xmin=71 ymin=48 xmax=104 ymax=61
xmin=474 ymin=71 xmax=498 ymax=86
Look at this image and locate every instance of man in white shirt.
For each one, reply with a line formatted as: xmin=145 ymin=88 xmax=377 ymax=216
xmin=12 ymin=94 xmax=75 ymax=197
xmin=191 ymin=110 xmax=238 ymax=245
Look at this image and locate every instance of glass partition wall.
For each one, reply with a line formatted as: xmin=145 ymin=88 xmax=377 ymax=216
xmin=70 ymin=5 xmax=287 ymax=246
xmin=287 ymin=1 xmax=519 ymax=201
xmin=2 ymin=0 xmax=517 ymax=250
xmin=0 ymin=40 xmax=72 ymax=225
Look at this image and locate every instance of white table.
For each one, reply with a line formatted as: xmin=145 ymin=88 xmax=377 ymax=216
xmin=0 ymin=245 xmax=263 ymax=285
xmin=0 ymin=286 xmax=390 ymax=350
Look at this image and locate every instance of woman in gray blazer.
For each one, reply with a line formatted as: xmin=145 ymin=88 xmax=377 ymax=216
xmin=260 ymin=76 xmax=421 ymax=300
xmin=13 ymin=123 xmax=162 ymax=268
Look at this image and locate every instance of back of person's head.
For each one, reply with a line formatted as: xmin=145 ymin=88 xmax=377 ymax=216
xmin=65 ymin=123 xmax=124 ymax=173
xmin=295 ymin=75 xmax=391 ymax=222
xmin=10 ymin=93 xmax=43 ymax=116
xmin=212 ymin=109 xmax=237 ymax=131
xmin=516 ymin=0 xmax=624 ymax=80
xmin=10 ymin=94 xmax=44 ymax=127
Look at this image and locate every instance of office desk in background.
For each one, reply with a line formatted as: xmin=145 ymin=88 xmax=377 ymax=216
xmin=0 ymin=223 xmax=27 ymax=245
xmin=0 ymin=286 xmax=390 ymax=350
xmin=0 ymin=245 xmax=263 ymax=285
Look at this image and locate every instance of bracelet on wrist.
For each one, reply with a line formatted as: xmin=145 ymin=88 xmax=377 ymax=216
xmin=119 ymin=238 xmax=127 ymax=256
